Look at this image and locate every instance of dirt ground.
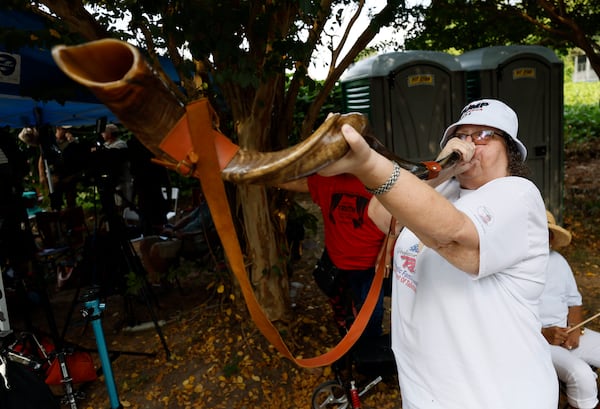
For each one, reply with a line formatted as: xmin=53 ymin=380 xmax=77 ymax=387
xmin=559 ymin=141 xmax=600 ymax=323
xmin=7 ymin=141 xmax=600 ymax=409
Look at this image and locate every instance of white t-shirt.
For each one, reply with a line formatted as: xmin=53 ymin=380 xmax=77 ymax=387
xmin=104 ymin=139 xmax=128 ymax=149
xmin=391 ymin=177 xmax=557 ymax=409
xmin=538 ymin=250 xmax=582 ymax=327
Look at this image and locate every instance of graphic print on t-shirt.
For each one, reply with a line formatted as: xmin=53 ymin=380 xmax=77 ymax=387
xmin=327 ymin=193 xmax=369 ymax=228
xmin=395 ymin=240 xmax=421 ymax=293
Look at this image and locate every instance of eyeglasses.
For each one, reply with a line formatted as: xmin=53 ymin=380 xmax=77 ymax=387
xmin=450 ymin=129 xmax=504 ymax=145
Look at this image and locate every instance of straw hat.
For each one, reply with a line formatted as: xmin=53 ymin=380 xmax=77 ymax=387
xmin=546 ymin=211 xmax=572 ymax=249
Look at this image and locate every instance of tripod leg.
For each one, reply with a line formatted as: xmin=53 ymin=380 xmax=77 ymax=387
xmin=60 ymin=284 xmax=82 ymax=342
xmin=138 ymin=281 xmax=171 ymax=360
xmin=82 ymin=294 xmax=122 ymax=409
xmin=95 ymin=181 xmax=171 ymax=360
xmin=56 ymin=351 xmax=78 ymax=409
xmin=32 ymin=262 xmax=81 ymax=408
xmin=119 ymin=237 xmax=171 ymax=360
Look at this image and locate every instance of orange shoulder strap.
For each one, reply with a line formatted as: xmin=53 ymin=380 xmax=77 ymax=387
xmin=162 ymin=99 xmax=388 ymax=368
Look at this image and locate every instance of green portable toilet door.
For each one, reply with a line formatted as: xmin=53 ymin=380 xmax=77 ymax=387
xmin=388 ymin=64 xmax=456 ymax=161
xmin=495 ymin=56 xmax=562 ymax=213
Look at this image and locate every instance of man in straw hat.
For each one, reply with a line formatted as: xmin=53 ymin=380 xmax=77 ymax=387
xmin=539 ymin=210 xmax=600 ymax=409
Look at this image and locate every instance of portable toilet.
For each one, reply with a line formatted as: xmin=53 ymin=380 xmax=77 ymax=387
xmin=341 ymin=51 xmax=465 ymax=161
xmin=457 ymin=46 xmax=564 ymax=219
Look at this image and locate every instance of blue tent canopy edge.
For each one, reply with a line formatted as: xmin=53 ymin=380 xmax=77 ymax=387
xmin=0 ymin=8 xmax=180 ymax=129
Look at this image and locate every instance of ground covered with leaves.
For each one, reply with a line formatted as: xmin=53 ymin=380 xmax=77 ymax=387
xmin=25 ymin=141 xmax=600 ymax=409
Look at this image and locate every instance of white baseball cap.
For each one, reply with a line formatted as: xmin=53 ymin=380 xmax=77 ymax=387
xmin=440 ymin=99 xmax=527 ymax=161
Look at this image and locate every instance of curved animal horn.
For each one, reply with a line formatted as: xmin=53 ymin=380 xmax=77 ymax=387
xmin=222 ymin=113 xmax=357 ymax=184
xmin=52 ymin=39 xmax=458 ymax=184
xmin=51 ymin=39 xmax=353 ymax=184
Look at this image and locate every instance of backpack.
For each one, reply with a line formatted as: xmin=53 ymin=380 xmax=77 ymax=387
xmin=0 ymin=356 xmax=60 ymax=409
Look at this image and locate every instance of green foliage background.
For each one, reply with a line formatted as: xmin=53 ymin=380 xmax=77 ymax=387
xmin=564 ymin=81 xmax=600 ymax=145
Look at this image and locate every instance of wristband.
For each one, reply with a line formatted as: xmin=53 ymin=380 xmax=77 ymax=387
xmin=365 ymin=161 xmax=401 ymax=196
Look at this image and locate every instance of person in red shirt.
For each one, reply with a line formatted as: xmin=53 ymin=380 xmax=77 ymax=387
xmin=282 ymin=173 xmax=391 ymax=337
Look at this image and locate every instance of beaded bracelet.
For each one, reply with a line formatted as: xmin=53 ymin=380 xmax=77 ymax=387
xmin=365 ymin=161 xmax=401 ymax=196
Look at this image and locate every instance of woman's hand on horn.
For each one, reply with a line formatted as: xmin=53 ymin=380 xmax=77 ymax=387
xmin=318 ymin=123 xmax=376 ymax=177
xmin=437 ymin=137 xmax=476 ymax=177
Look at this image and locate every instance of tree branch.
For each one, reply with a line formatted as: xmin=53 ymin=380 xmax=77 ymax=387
xmin=37 ymin=0 xmax=109 ymax=41
xmin=301 ymin=1 xmax=401 ymax=139
xmin=330 ymin=0 xmax=365 ymax=68
xmin=516 ymin=0 xmax=600 ymax=78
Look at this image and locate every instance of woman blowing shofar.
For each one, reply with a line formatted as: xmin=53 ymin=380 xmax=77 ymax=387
xmin=318 ymin=99 xmax=557 ymax=409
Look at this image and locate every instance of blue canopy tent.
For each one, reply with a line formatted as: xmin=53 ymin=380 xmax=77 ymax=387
xmin=0 ymin=9 xmax=180 ymax=129
xmin=0 ymin=95 xmax=119 ymax=128
xmin=0 ymin=9 xmax=120 ymax=128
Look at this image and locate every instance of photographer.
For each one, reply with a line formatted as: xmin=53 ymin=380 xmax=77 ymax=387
xmin=89 ymin=123 xmax=134 ymax=217
xmin=98 ymin=123 xmax=133 ymax=212
xmin=35 ymin=125 xmax=88 ymax=210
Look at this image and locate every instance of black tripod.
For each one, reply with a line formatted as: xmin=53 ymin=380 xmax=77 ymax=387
xmin=77 ymin=167 xmax=170 ymax=359
xmin=7 ymin=255 xmax=84 ymax=409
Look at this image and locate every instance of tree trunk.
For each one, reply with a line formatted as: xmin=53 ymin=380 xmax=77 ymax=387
xmin=230 ymin=83 xmax=291 ymax=322
xmin=236 ymin=184 xmax=290 ymax=322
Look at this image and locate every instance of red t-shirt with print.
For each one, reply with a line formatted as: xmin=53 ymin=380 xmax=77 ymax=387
xmin=308 ymin=173 xmax=385 ymax=270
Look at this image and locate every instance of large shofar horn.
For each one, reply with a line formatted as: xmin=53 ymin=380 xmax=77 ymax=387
xmin=52 ymin=39 xmax=456 ymax=184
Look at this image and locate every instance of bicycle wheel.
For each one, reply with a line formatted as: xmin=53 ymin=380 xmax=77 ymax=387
xmin=311 ymin=380 xmax=349 ymax=409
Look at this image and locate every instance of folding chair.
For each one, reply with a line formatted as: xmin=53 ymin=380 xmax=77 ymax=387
xmin=34 ymin=211 xmax=70 ymax=277
xmin=34 ymin=207 xmax=88 ymax=289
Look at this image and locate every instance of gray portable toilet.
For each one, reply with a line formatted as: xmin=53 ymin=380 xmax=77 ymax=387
xmin=341 ymin=51 xmax=465 ymax=161
xmin=458 ymin=46 xmax=564 ymax=219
